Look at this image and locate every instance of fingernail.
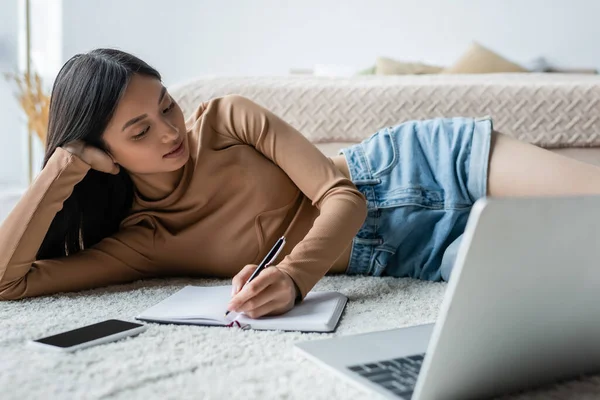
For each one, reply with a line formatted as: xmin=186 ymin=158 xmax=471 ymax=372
xmin=231 ymin=286 xmax=238 ymax=296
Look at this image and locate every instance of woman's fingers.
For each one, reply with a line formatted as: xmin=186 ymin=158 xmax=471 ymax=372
xmin=63 ymin=141 xmax=120 ymax=175
xmin=235 ymin=288 xmax=277 ymax=318
xmin=228 ymin=268 xmax=297 ymax=318
xmin=229 ymin=268 xmax=280 ymax=311
xmin=85 ymin=146 xmax=120 ymax=174
xmin=243 ymin=299 xmax=280 ymax=319
xmin=231 ymin=264 xmax=258 ymax=296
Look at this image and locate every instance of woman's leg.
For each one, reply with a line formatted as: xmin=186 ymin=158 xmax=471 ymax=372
xmin=487 ymin=131 xmax=600 ymax=197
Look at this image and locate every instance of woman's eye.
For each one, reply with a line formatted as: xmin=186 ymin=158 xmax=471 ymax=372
xmin=133 ymin=127 xmax=149 ymax=140
xmin=163 ymin=101 xmax=175 ymax=114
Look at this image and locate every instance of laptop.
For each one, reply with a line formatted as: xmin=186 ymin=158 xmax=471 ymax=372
xmin=295 ymin=196 xmax=600 ymax=400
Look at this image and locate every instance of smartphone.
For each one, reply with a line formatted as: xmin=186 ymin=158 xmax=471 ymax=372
xmin=28 ymin=319 xmax=148 ymax=352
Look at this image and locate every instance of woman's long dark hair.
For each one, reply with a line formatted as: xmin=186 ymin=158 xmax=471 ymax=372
xmin=36 ymin=48 xmax=161 ymax=260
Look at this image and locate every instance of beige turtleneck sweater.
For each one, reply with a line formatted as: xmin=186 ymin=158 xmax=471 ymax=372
xmin=0 ymin=94 xmax=367 ymax=301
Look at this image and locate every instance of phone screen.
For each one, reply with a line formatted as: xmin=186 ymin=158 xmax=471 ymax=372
xmin=33 ymin=319 xmax=144 ymax=348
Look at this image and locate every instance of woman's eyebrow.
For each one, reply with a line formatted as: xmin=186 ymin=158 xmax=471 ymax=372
xmin=121 ymin=86 xmax=167 ymax=131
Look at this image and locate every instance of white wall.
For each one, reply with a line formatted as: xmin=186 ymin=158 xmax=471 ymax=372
xmin=0 ymin=0 xmax=25 ymax=187
xmin=2 ymin=0 xmax=600 ymax=187
xmin=61 ymin=0 xmax=600 ymax=84
xmin=0 ymin=0 xmax=59 ymax=188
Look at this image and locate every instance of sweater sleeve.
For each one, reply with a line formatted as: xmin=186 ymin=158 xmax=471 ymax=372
xmin=0 ymin=147 xmax=156 ymax=300
xmin=212 ymin=95 xmax=368 ymax=299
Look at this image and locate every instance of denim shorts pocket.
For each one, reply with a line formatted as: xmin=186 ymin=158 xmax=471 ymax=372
xmin=361 ymin=127 xmax=399 ymax=179
xmin=347 ymin=238 xmax=396 ymax=277
xmin=377 ymin=185 xmax=445 ymax=210
xmin=371 ymin=246 xmax=396 ymax=276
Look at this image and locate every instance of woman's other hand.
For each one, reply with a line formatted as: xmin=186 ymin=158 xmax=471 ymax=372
xmin=62 ymin=140 xmax=120 ymax=175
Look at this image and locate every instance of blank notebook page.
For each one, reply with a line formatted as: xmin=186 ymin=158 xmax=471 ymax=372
xmin=135 ymin=285 xmax=348 ymax=332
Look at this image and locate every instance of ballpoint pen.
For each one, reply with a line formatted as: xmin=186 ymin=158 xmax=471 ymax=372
xmin=224 ymin=235 xmax=286 ymax=321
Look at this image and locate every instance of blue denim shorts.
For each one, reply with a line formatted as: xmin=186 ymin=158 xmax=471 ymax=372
xmin=339 ymin=116 xmax=493 ymax=282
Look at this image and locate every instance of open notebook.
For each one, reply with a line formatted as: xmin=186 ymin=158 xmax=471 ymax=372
xmin=135 ymin=285 xmax=348 ymax=332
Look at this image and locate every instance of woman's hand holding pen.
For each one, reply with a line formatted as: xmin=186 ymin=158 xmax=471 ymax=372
xmin=228 ymin=264 xmax=298 ymax=319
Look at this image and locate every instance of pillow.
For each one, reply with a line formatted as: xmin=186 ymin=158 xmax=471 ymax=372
xmin=443 ymin=42 xmax=528 ymax=74
xmin=375 ymin=57 xmax=444 ymax=75
xmin=356 ymin=65 xmax=376 ymax=75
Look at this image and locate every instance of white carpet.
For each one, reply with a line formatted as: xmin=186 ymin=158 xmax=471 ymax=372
xmin=2 ymin=275 xmax=600 ymax=400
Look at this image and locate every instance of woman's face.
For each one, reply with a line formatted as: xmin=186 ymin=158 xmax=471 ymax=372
xmin=102 ymin=74 xmax=189 ymax=174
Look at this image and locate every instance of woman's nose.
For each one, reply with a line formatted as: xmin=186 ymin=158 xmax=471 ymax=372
xmin=160 ymin=120 xmax=179 ymax=142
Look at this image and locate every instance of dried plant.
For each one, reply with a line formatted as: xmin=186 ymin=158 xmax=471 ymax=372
xmin=3 ymin=70 xmax=50 ymax=145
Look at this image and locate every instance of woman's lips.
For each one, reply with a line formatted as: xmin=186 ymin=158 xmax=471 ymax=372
xmin=163 ymin=141 xmax=185 ymax=158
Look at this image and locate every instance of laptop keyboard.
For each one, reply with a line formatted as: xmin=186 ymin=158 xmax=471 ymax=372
xmin=346 ymin=353 xmax=425 ymax=399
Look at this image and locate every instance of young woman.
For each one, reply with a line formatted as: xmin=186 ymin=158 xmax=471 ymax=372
xmin=2 ymin=49 xmax=600 ymax=319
